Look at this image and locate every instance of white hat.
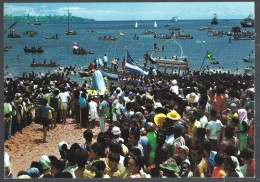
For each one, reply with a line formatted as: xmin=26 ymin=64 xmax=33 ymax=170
xmin=111 ymin=126 xmax=121 ymax=135
xmin=186 ymin=92 xmax=199 ymax=103
xmin=171 ymin=79 xmax=178 ymax=85
xmin=58 ymin=141 xmax=69 ymax=151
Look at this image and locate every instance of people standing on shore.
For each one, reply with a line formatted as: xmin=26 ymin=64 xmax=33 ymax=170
xmin=59 ymin=87 xmax=71 ymax=125
xmin=103 ymin=54 xmax=108 ymax=68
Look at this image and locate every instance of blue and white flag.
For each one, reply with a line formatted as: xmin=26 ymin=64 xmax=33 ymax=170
xmin=125 ymin=51 xmax=148 ymax=77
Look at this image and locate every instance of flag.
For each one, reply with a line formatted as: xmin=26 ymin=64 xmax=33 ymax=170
xmin=206 ymin=51 xmax=216 ymax=60
xmin=73 ymin=42 xmax=78 ymax=49
xmin=125 ymin=51 xmax=148 ymax=77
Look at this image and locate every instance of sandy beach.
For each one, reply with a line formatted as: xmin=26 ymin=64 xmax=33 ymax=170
xmin=4 ymin=118 xmax=106 ymax=178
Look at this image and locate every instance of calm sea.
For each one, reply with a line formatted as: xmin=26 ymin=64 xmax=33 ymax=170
xmin=4 ymin=19 xmax=254 ymax=84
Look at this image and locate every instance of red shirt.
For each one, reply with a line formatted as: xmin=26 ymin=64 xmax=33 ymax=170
xmin=211 ymin=166 xmax=226 ymax=178
xmin=247 ymin=159 xmax=255 ymax=177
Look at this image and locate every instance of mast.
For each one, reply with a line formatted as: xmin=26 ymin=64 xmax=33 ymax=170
xmin=68 ymin=9 xmax=70 ymax=32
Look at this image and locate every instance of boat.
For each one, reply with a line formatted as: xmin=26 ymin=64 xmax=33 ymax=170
xmin=119 ymin=32 xmax=125 ymax=36
xmin=98 ymin=66 xmax=123 ymax=79
xmin=153 ymin=21 xmax=157 ymax=28
xmin=30 ymin=63 xmax=60 ymax=67
xmin=210 ymin=61 xmax=220 ymax=65
xmin=154 ymin=34 xmax=171 ymax=39
xmin=86 ymin=30 xmax=98 ymax=33
xmin=8 ymin=29 xmax=20 ymax=38
xmin=244 ymin=66 xmax=254 ymax=74
xmin=4 ymin=46 xmax=13 ymax=51
xmin=34 ymin=21 xmax=41 ymax=25
xmin=168 ymin=27 xmax=180 ymax=31
xmin=199 ymin=26 xmax=212 ymax=31
xmin=23 ymin=30 xmax=37 ymax=35
xmin=171 ymin=16 xmax=178 ymax=23
xmin=143 ymin=30 xmax=156 ymax=35
xmin=243 ymin=55 xmax=255 ymax=62
xmin=144 ymin=40 xmax=190 ymax=72
xmin=24 ymin=46 xmax=44 ymax=53
xmin=175 ymin=32 xmax=193 ymax=39
xmin=98 ymin=36 xmax=117 ymax=40
xmin=134 ymin=21 xmax=138 ymax=29
xmin=73 ymin=48 xmax=95 ymax=55
xmin=133 ymin=34 xmax=140 ymax=40
xmin=208 ymin=31 xmax=224 ymax=37
xmin=232 ymin=29 xmax=254 ymax=40
xmin=211 ymin=13 xmax=218 ymax=24
xmin=78 ymin=69 xmax=95 ymax=77
xmin=66 ymin=9 xmax=77 ymax=35
xmin=240 ymin=14 xmax=254 ymax=27
xmin=45 ymin=36 xmax=59 ymax=40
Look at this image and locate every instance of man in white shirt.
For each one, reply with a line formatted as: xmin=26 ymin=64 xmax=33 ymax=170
xmin=59 ymin=87 xmax=71 ymax=124
xmin=88 ymin=97 xmax=99 ymax=128
xmin=170 ymin=79 xmax=179 ymax=95
xmin=4 ymin=152 xmax=12 ymax=178
xmin=103 ymin=54 xmax=108 ymax=68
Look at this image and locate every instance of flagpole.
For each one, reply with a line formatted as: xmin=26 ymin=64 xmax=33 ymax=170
xmin=199 ymin=50 xmax=208 ymax=72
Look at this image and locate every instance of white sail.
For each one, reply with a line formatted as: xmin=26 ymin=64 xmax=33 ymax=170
xmin=134 ymin=21 xmax=138 ymax=28
xmin=154 ymin=21 xmax=157 ymax=28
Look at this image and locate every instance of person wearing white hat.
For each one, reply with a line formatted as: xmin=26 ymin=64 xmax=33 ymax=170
xmin=186 ymin=92 xmax=199 ymax=106
xmin=39 ymin=155 xmax=52 ymax=177
xmin=170 ymin=79 xmax=179 ymax=95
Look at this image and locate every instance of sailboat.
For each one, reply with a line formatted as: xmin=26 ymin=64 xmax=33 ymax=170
xmin=171 ymin=16 xmax=178 ymax=23
xmin=66 ymin=9 xmax=77 ymax=35
xmin=153 ymin=21 xmax=157 ymax=28
xmin=134 ymin=21 xmax=138 ymax=29
xmin=211 ymin=13 xmax=218 ymax=25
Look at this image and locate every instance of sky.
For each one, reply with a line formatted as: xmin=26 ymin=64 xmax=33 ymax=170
xmin=4 ymin=2 xmax=255 ymax=21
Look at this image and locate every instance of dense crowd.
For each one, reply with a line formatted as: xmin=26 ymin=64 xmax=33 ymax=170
xmin=4 ymin=69 xmax=255 ymax=178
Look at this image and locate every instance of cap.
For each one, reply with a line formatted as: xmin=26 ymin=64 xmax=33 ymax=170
xmin=230 ymin=103 xmax=237 ymax=108
xmin=39 ymin=155 xmax=51 ymax=170
xmin=58 ymin=141 xmax=69 ymax=151
xmin=26 ymin=167 xmax=40 ymax=178
xmin=111 ymin=126 xmax=121 ymax=135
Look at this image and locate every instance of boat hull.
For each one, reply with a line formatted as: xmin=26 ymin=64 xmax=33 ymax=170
xmin=30 ymin=64 xmax=60 ymax=67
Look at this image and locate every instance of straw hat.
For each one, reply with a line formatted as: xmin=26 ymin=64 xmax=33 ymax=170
xmin=154 ymin=113 xmax=167 ymax=127
xmin=145 ymin=93 xmax=154 ymax=101
xmin=186 ymin=92 xmax=199 ymax=103
xmin=171 ymin=79 xmax=178 ymax=85
xmin=167 ymin=110 xmax=181 ymax=121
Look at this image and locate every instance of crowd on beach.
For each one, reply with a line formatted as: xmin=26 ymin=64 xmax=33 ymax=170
xmin=4 ymin=69 xmax=255 ymax=178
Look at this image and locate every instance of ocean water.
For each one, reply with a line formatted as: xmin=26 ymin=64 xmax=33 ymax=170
xmin=4 ymin=19 xmax=255 ymax=83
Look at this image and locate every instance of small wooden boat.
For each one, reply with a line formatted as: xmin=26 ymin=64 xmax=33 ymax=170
xmin=78 ymin=70 xmax=95 ymax=77
xmin=4 ymin=46 xmax=13 ymax=51
xmin=175 ymin=33 xmax=193 ymax=39
xmin=119 ymin=32 xmax=125 ymax=36
xmin=73 ymin=48 xmax=95 ymax=55
xmin=45 ymin=36 xmax=59 ymax=40
xmin=98 ymin=36 xmax=117 ymax=40
xmin=168 ymin=27 xmax=180 ymax=31
xmin=199 ymin=26 xmax=212 ymax=31
xmin=86 ymin=30 xmax=98 ymax=33
xmin=243 ymin=57 xmax=255 ymax=62
xmin=8 ymin=33 xmax=20 ymax=38
xmin=23 ymin=30 xmax=37 ymax=35
xmin=34 ymin=21 xmax=41 ymax=25
xmin=208 ymin=31 xmax=224 ymax=37
xmin=24 ymin=47 xmax=44 ymax=53
xmin=154 ymin=34 xmax=171 ymax=39
xmin=30 ymin=63 xmax=60 ymax=67
xmin=133 ymin=35 xmax=140 ymax=40
xmin=143 ymin=30 xmax=156 ymax=35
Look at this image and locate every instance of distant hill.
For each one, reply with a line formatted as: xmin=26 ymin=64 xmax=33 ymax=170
xmin=4 ymin=15 xmax=95 ymax=22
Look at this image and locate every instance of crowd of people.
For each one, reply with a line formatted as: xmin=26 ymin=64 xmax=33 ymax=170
xmin=4 ymin=69 xmax=255 ymax=178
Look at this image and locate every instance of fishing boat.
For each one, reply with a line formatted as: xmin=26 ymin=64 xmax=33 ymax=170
xmin=168 ymin=27 xmax=180 ymax=31
xmin=143 ymin=30 xmax=156 ymax=35
xmin=73 ymin=48 xmax=95 ymax=55
xmin=199 ymin=26 xmax=212 ymax=31
xmin=175 ymin=32 xmax=193 ymax=39
xmin=154 ymin=34 xmax=171 ymax=39
xmin=24 ymin=46 xmax=44 ymax=53
xmin=232 ymin=29 xmax=254 ymax=40
xmin=34 ymin=20 xmax=41 ymax=25
xmin=211 ymin=13 xmax=218 ymax=24
xmin=8 ymin=29 xmax=20 ymax=38
xmin=134 ymin=21 xmax=138 ymax=29
xmin=4 ymin=46 xmax=13 ymax=51
xmin=66 ymin=9 xmax=77 ymax=35
xmin=23 ymin=30 xmax=37 ymax=35
xmin=208 ymin=31 xmax=224 ymax=37
xmin=153 ymin=21 xmax=157 ymax=28
xmin=240 ymin=14 xmax=254 ymax=27
xmin=86 ymin=30 xmax=98 ymax=33
xmin=30 ymin=63 xmax=60 ymax=67
xmin=243 ymin=55 xmax=255 ymax=62
xmin=45 ymin=36 xmax=59 ymax=40
xmin=78 ymin=69 xmax=95 ymax=77
xmin=98 ymin=36 xmax=117 ymax=40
